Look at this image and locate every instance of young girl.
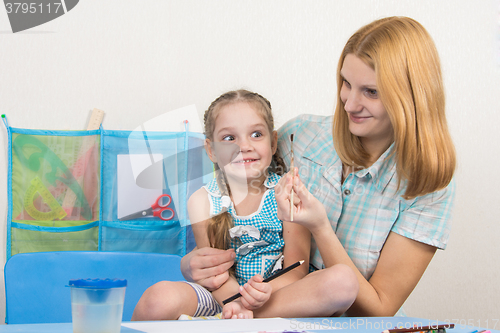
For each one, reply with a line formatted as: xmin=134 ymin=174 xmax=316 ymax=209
xmin=132 ymin=90 xmax=358 ymax=320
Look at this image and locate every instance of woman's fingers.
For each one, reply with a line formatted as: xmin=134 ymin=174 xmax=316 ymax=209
xmin=194 ymin=247 xmax=235 ymax=268
xmin=186 ymin=248 xmax=235 ymax=290
xmin=291 ymin=172 xmax=313 ymax=206
xmin=275 ymin=170 xmax=293 ymax=199
xmin=275 ymin=172 xmax=294 ymax=218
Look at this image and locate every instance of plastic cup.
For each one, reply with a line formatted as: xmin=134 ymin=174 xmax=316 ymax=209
xmin=69 ymin=278 xmax=127 ymax=333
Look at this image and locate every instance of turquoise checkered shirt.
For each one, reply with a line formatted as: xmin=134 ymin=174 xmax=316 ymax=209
xmin=278 ymin=114 xmax=455 ymax=279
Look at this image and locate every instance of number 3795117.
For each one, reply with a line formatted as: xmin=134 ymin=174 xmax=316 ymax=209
xmin=444 ymin=319 xmax=499 ymax=329
xmin=5 ymin=2 xmax=62 ymax=14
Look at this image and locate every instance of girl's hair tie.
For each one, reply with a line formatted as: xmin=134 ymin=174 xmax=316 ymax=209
xmin=220 ymin=196 xmax=231 ymax=210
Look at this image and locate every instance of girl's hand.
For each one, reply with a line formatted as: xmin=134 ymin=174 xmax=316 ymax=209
xmin=222 ymin=300 xmax=254 ymax=319
xmin=238 ymin=274 xmax=272 ymax=310
xmin=276 ymin=169 xmax=330 ymax=233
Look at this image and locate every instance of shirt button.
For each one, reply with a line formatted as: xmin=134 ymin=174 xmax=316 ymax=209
xmin=343 ymin=189 xmax=351 ymax=196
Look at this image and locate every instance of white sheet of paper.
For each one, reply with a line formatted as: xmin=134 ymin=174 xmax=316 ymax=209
xmin=121 ymin=318 xmax=321 ymax=333
xmin=117 ymin=154 xmax=163 ymax=220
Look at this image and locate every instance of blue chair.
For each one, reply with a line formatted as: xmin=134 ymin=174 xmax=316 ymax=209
xmin=4 ymin=251 xmax=185 ymax=324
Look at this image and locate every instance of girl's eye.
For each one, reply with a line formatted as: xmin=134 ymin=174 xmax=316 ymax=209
xmin=365 ymin=89 xmax=378 ymax=98
xmin=342 ymin=78 xmax=351 ymax=89
xmin=251 ymin=131 xmax=262 ymax=138
xmin=222 ymin=135 xmax=234 ymax=141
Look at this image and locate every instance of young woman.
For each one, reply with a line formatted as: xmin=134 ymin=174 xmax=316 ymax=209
xmin=276 ymin=16 xmax=456 ymax=316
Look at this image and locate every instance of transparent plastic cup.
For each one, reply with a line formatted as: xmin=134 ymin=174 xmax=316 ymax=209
xmin=69 ymin=278 xmax=127 ymax=333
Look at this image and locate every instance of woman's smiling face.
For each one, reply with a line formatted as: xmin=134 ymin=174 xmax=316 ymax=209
xmin=340 ymin=54 xmax=393 ymax=151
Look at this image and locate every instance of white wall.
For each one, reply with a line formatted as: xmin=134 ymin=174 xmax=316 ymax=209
xmin=1 ymin=0 xmax=499 ymax=327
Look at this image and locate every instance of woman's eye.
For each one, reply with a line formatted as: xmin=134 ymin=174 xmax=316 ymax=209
xmin=366 ymin=89 xmax=378 ymax=98
xmin=342 ymin=78 xmax=351 ymax=89
xmin=251 ymin=131 xmax=262 ymax=138
xmin=222 ymin=135 xmax=234 ymax=141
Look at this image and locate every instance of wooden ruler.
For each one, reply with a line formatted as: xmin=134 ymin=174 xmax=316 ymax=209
xmin=86 ymin=108 xmax=104 ymax=130
xmin=61 ymin=108 xmax=104 ymax=217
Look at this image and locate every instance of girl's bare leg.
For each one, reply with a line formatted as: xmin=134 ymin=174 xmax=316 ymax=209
xmin=132 ymin=281 xmax=198 ymax=320
xmin=254 ymin=264 xmax=358 ymax=318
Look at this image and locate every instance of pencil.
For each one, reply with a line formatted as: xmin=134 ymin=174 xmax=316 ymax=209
xmin=382 ymin=323 xmax=455 ymax=333
xmin=222 ymin=260 xmax=304 ymax=305
xmin=290 ymin=134 xmax=294 ymax=221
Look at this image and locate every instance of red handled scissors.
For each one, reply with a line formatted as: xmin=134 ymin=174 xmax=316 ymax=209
xmin=119 ymin=194 xmax=175 ymax=221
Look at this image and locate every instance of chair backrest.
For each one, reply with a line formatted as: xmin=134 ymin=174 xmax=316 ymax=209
xmin=4 ymin=251 xmax=185 ymax=324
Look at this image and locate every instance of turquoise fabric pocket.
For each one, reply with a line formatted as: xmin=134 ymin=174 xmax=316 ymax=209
xmin=4 ymin=115 xmax=213 ymax=259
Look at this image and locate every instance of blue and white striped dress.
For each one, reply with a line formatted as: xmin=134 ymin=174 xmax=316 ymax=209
xmin=203 ymin=172 xmax=284 ymax=286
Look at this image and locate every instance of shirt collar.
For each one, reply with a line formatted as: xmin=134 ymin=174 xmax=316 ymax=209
xmin=263 ymin=172 xmax=280 ymax=188
xmin=356 ymin=143 xmax=397 ymax=193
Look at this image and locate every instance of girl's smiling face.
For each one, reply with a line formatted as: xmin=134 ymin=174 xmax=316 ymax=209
xmin=340 ymin=54 xmax=393 ymax=152
xmin=205 ymin=101 xmax=277 ymax=184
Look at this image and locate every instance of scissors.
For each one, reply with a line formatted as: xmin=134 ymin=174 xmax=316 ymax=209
xmin=119 ymin=194 xmax=175 ymax=221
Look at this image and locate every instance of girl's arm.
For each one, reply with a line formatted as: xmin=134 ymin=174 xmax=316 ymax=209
xmin=184 ymin=189 xmax=234 ymax=291
xmin=188 ymin=188 xmax=240 ymax=300
xmin=239 ymin=220 xmax=310 ymax=301
xmin=276 ymin=171 xmax=438 ymax=316
xmin=269 ymin=220 xmax=310 ymax=291
xmin=187 ymin=188 xmax=252 ymax=318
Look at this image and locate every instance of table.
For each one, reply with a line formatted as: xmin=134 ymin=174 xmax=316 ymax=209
xmin=0 ymin=317 xmax=497 ymax=333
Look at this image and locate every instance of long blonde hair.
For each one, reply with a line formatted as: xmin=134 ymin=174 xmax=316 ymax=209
xmin=333 ymin=16 xmax=456 ymax=199
xmin=203 ymin=89 xmax=286 ymax=250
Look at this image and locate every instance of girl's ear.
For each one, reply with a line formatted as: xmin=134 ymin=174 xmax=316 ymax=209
xmin=271 ymin=130 xmax=278 ymax=155
xmin=204 ymin=138 xmax=217 ymax=163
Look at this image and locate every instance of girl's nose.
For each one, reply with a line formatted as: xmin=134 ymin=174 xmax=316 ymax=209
xmin=238 ymin=137 xmax=253 ymax=152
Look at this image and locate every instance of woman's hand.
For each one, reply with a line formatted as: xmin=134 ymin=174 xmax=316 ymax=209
xmin=222 ymin=299 xmax=254 ymax=319
xmin=180 ymin=247 xmax=235 ymax=291
xmin=275 ymin=169 xmax=330 ymax=233
xmin=238 ymin=274 xmax=272 ymax=310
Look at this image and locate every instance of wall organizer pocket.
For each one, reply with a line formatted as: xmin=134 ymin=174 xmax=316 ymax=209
xmin=2 ymin=115 xmax=213 ymax=260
